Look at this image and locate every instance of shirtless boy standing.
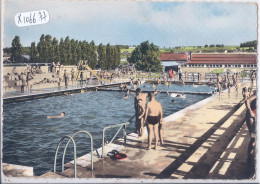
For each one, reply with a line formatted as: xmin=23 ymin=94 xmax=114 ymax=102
xmin=134 ymin=88 xmax=147 ymax=134
xmin=137 ymin=99 xmax=145 ymax=138
xmin=144 ymin=92 xmax=163 ymax=150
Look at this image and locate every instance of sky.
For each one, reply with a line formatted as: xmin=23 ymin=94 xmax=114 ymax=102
xmin=3 ymin=0 xmax=258 ymax=48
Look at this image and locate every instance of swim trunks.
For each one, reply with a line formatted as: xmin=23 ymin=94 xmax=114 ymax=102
xmin=147 ymin=116 xmax=160 ymax=125
xmin=251 ymin=98 xmax=257 ymax=117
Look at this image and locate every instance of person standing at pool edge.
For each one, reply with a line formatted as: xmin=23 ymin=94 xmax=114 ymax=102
xmin=134 ymin=88 xmax=147 ymax=135
xmin=137 ymin=99 xmax=146 ymax=138
xmin=144 ymin=92 xmax=163 ymax=150
xmin=217 ymin=73 xmax=223 ymax=100
xmin=251 ymin=71 xmax=256 ymax=89
xmin=64 ymin=70 xmax=68 ymax=88
xmin=134 ymin=88 xmax=142 ymax=134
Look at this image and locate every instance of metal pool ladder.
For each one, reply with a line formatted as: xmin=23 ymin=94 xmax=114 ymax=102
xmin=101 ymin=115 xmax=136 ymax=157
xmin=54 ymin=130 xmax=94 ymax=178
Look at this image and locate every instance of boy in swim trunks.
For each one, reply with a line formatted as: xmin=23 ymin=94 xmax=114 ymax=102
xmin=137 ymin=99 xmax=145 ymax=138
xmin=134 ymin=88 xmax=148 ymax=134
xmin=144 ymin=92 xmax=163 ymax=150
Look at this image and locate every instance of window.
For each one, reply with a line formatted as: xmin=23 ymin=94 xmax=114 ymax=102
xmin=225 ymin=65 xmax=227 ymax=67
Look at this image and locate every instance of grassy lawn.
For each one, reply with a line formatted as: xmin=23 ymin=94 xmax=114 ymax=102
xmin=120 ymin=60 xmax=129 ymax=65
xmin=150 ymin=72 xmax=161 ymax=78
xmin=120 ymin=48 xmax=135 ymax=53
xmin=210 ymin=69 xmax=224 ymax=74
xmin=120 ymin=46 xmax=254 ymax=57
xmin=158 ymin=46 xmax=252 ymax=53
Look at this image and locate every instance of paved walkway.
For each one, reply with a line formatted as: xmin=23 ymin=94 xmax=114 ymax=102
xmin=40 ymin=82 xmax=256 ymax=181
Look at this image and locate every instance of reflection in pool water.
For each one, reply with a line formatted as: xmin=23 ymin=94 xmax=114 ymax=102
xmin=3 ymin=83 xmax=214 ymax=176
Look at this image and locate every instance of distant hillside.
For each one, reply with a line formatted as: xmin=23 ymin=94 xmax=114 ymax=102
xmin=120 ymin=45 xmax=254 ymax=54
xmin=160 ymin=45 xmax=254 ymax=53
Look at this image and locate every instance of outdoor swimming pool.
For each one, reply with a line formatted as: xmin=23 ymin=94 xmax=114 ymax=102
xmin=3 ymin=83 xmax=215 ymax=176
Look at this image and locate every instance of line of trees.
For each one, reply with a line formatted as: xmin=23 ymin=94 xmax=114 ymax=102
xmin=240 ymin=40 xmax=257 ymax=49
xmin=205 ymin=44 xmax=224 ymax=48
xmin=9 ymin=34 xmax=121 ymax=70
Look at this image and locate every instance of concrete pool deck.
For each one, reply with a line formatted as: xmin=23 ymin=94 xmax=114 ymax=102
xmin=37 ymin=82 xmax=256 ymax=181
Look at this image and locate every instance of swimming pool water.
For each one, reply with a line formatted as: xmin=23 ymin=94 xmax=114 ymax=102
xmin=3 ymin=83 xmax=214 ymax=176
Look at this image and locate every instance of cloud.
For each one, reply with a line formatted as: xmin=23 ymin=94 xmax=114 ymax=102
xmin=3 ymin=0 xmax=257 ymax=47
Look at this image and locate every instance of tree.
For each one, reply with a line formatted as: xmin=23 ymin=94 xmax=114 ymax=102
xmin=37 ymin=34 xmax=47 ymax=63
xmin=106 ymin=43 xmax=112 ymax=70
xmin=70 ymin=39 xmax=78 ymax=65
xmin=88 ymin=40 xmax=97 ymax=69
xmin=97 ymin=43 xmax=106 ymax=70
xmin=205 ymin=44 xmax=208 ymax=48
xmin=51 ymin=37 xmax=60 ymax=63
xmin=59 ymin=38 xmax=66 ymax=65
xmin=115 ymin=46 xmax=121 ymax=68
xmin=80 ymin=41 xmax=88 ymax=60
xmin=10 ymin=36 xmax=23 ymax=63
xmin=64 ymin=36 xmax=72 ymax=65
xmin=110 ymin=46 xmax=121 ymax=69
xmin=29 ymin=41 xmax=38 ymax=62
xmin=128 ymin=41 xmax=162 ymax=72
xmin=45 ymin=34 xmax=52 ymax=62
xmin=76 ymin=40 xmax=82 ymax=63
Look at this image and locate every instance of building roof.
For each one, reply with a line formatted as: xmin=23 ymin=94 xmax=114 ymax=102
xmin=188 ymin=54 xmax=257 ymax=64
xmin=160 ymin=53 xmax=188 ymax=61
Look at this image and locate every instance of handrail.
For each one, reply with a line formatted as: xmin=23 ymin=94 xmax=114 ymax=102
xmin=101 ymin=114 xmax=136 ymax=157
xmin=54 ymin=135 xmax=77 ymax=178
xmin=62 ymin=130 xmax=94 ymax=171
xmin=127 ymin=114 xmax=136 ymax=123
xmin=54 ymin=130 xmax=94 ymax=178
